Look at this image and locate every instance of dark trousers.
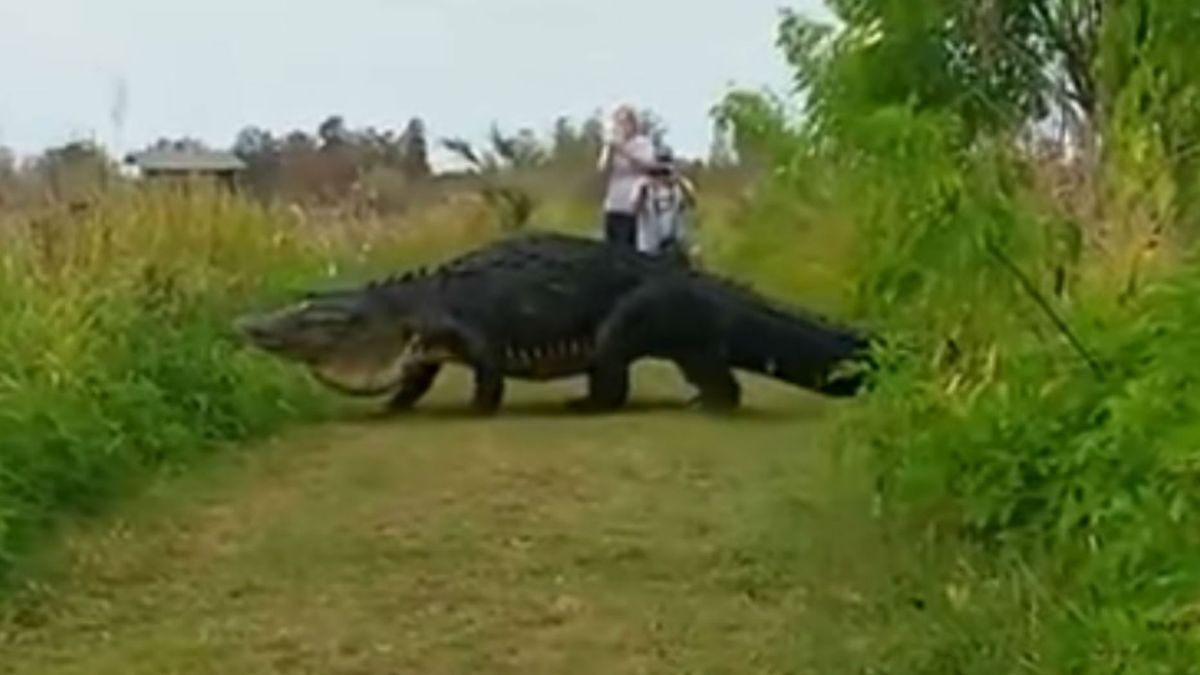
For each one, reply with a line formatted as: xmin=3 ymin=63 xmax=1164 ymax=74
xmin=603 ymin=211 xmax=638 ymax=249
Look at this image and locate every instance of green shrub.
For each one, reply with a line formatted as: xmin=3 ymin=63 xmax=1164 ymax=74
xmin=711 ymin=2 xmax=1200 ymax=670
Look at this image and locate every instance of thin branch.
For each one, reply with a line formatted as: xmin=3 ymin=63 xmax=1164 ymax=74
xmin=985 ymin=237 xmax=1107 ymax=378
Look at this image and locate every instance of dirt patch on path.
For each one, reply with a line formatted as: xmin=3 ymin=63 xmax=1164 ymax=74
xmin=1 ymin=364 xmax=844 ymax=674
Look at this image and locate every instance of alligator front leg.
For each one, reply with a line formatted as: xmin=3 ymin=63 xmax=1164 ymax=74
xmin=454 ymin=326 xmax=506 ymax=415
xmin=386 ymin=362 xmax=442 ymax=413
xmin=411 ymin=315 xmax=506 ymax=416
xmin=470 ymin=363 xmax=505 ymax=415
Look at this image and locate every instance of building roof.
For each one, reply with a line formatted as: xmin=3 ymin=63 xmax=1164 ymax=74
xmin=126 ymin=148 xmax=247 ymax=173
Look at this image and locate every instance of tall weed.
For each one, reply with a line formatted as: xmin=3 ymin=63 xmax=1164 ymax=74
xmin=0 ymin=183 xmax=498 ymax=582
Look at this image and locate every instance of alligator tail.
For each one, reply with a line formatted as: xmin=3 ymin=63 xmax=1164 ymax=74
xmin=714 ymin=283 xmax=875 ymax=397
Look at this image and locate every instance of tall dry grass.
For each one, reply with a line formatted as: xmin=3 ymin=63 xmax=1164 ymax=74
xmin=0 ymin=181 xmax=509 ymax=582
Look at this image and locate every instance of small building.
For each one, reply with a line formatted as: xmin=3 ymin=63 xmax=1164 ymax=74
xmin=124 ymin=146 xmax=247 ymax=191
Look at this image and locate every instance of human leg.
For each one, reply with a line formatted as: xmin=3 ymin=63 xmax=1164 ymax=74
xmin=603 ymin=211 xmax=637 ymax=249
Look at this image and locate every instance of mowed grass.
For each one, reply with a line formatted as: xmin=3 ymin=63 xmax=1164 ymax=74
xmin=0 ymin=363 xmax=869 ymax=674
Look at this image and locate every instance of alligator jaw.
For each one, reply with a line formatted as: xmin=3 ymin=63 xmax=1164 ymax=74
xmin=304 ymin=334 xmax=419 ymax=396
xmin=234 ymin=314 xmax=286 ymax=352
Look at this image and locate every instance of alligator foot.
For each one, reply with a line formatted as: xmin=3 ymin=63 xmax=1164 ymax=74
xmin=384 ymin=394 xmax=423 ymax=415
xmin=468 ymin=366 xmax=505 ymax=416
xmin=381 ymin=402 xmax=419 ymax=417
xmin=469 ymin=401 xmax=502 ymax=416
xmin=677 ymin=358 xmax=741 ymax=414
xmin=694 ymin=391 xmax=740 ymax=414
xmin=469 ymin=382 xmax=503 ymax=416
xmin=564 ymin=395 xmax=623 ymax=414
xmin=384 ymin=363 xmax=442 ymax=415
xmin=569 ymin=364 xmax=630 ymax=414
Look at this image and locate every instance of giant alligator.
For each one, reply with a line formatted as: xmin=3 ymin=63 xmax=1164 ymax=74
xmin=234 ymin=231 xmax=874 ymax=415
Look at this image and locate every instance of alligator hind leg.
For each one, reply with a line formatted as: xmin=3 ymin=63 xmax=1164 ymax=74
xmin=567 ymin=279 xmax=710 ymax=413
xmin=386 ymin=362 xmax=442 ymax=413
xmin=469 ymin=365 xmax=506 ymax=415
xmin=675 ymin=354 xmax=741 ymax=412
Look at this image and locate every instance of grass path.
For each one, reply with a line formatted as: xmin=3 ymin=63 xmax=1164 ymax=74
xmin=0 ymin=365 xmax=869 ymax=674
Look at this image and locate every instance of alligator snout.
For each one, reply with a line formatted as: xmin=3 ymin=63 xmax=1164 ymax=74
xmin=233 ymin=314 xmax=280 ymax=348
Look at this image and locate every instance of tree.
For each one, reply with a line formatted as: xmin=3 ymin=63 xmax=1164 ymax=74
xmin=549 ymin=115 xmax=604 ymax=167
xmin=638 ymin=108 xmax=668 ymax=152
xmin=399 ymin=117 xmax=431 ymax=180
xmin=710 ymin=89 xmax=800 ymax=172
xmin=580 ymin=115 xmax=605 ymax=149
xmin=768 ymin=1 xmax=1118 ymax=151
xmin=317 ymin=115 xmax=350 ymax=149
xmin=487 ymin=124 xmax=547 ymax=169
xmin=707 ymin=118 xmax=738 ymax=167
xmin=0 ymin=145 xmax=14 ymax=177
xmin=149 ymin=137 xmax=209 ymax=152
xmin=35 ymin=141 xmax=112 ymax=201
xmin=438 ymin=132 xmax=539 ymax=231
xmin=233 ymin=126 xmax=281 ymax=199
xmin=233 ymin=126 xmax=277 ymax=160
xmin=0 ymin=145 xmax=16 ymax=206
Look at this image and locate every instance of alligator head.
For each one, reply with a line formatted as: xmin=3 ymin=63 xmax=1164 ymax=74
xmin=234 ymin=287 xmax=439 ymax=397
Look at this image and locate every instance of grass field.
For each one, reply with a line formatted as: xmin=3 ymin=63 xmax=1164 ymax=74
xmin=0 ymin=363 xmax=877 ymax=674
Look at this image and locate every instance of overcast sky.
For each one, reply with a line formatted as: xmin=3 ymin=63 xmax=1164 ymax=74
xmin=0 ymin=0 xmax=828 ymax=167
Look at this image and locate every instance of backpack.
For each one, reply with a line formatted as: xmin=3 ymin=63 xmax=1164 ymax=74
xmin=637 ymin=178 xmax=690 ymax=255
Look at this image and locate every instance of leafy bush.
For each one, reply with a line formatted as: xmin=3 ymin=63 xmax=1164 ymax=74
xmin=711 ymin=1 xmax=1200 ymax=671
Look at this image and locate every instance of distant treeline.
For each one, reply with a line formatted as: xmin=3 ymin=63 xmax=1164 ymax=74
xmin=0 ymin=109 xmax=745 ymax=215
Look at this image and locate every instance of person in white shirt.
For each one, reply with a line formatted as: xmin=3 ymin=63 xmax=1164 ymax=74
xmin=597 ymin=105 xmax=657 ymax=249
xmin=633 ymin=148 xmax=698 ymax=266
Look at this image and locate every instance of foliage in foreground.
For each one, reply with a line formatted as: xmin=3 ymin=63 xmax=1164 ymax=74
xmin=714 ymin=1 xmax=1200 ymax=671
xmin=0 ymin=185 xmax=499 ymax=583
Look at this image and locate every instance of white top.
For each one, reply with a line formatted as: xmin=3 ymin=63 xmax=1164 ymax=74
xmin=599 ymin=135 xmax=656 ymax=214
xmin=635 ymin=178 xmax=691 ymax=254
